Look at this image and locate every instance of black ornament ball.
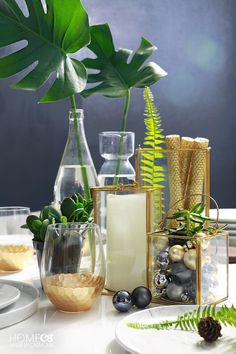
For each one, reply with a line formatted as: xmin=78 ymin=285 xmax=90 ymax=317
xmin=112 ymin=290 xmax=133 ymax=313
xmin=132 ymin=286 xmax=152 ymax=309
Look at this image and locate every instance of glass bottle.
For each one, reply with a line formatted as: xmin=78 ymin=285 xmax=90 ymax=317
xmin=53 ymin=109 xmax=98 ymax=203
xmin=98 ymin=131 xmax=135 ymax=185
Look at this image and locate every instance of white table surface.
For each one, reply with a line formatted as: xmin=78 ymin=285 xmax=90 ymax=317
xmin=0 ymin=248 xmax=235 ymax=354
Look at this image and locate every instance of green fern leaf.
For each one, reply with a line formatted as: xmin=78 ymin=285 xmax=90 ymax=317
xmin=140 ymin=86 xmax=166 ymax=220
xmin=127 ymin=305 xmax=236 ymax=332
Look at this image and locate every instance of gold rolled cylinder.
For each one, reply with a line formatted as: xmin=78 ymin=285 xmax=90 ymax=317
xmin=181 ymin=137 xmax=194 ymax=206
xmin=186 ymin=137 xmax=209 ymax=209
xmin=166 ymin=135 xmax=183 ymax=218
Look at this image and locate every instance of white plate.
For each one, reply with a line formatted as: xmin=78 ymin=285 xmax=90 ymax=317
xmin=116 ymin=305 xmax=236 ymax=354
xmin=0 ymin=284 xmax=20 ymax=310
xmin=0 ymin=280 xmax=39 ymax=329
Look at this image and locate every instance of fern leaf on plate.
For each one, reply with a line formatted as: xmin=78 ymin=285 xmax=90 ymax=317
xmin=127 ymin=305 xmax=236 ymax=331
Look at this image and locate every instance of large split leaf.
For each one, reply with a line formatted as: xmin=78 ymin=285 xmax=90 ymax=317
xmin=82 ymin=23 xmax=167 ymax=98
xmin=0 ymin=0 xmax=90 ymax=102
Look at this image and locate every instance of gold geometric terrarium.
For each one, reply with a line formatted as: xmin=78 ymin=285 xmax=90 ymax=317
xmin=147 ymin=197 xmax=229 ymax=306
xmin=148 ymin=231 xmax=229 ymax=305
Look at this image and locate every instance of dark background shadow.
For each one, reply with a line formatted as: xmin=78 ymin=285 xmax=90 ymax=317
xmin=0 ymin=0 xmax=235 ymax=211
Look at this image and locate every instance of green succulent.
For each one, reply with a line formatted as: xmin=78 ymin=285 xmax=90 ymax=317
xmin=60 ymin=193 xmax=93 ymax=222
xmin=22 ymin=193 xmax=93 ymax=242
xmin=166 ymin=203 xmax=226 ymax=237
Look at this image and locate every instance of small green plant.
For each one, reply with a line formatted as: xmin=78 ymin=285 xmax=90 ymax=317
xmin=166 ymin=202 xmax=226 ymax=237
xmin=22 ymin=193 xmax=93 ymax=242
xmin=127 ymin=304 xmax=236 ymax=331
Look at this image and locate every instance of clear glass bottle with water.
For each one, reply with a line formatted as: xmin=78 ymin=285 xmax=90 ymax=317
xmin=98 ymin=131 xmax=135 ymax=185
xmin=53 ymin=109 xmax=98 ymax=203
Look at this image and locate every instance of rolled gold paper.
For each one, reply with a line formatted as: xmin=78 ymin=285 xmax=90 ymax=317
xmin=166 ymin=135 xmax=183 ymax=225
xmin=186 ymin=137 xmax=209 ymax=209
xmin=181 ymin=137 xmax=195 ymax=205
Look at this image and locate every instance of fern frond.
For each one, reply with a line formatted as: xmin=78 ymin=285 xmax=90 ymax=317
xmin=127 ymin=305 xmax=236 ymax=332
xmin=141 ymin=87 xmax=166 ymax=220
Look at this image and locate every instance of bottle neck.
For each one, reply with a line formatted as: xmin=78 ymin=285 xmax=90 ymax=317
xmin=68 ymin=109 xmax=85 ymax=140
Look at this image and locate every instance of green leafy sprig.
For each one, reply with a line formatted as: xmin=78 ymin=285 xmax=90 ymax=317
xmin=166 ymin=202 xmax=226 ymax=237
xmin=82 ymin=23 xmax=167 ymax=182
xmin=0 ymin=0 xmax=90 ymax=103
xmin=127 ymin=305 xmax=236 ymax=331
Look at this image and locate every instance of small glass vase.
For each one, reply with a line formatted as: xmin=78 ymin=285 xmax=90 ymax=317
xmin=53 ymin=109 xmax=98 ymax=204
xmin=41 ymin=223 xmax=105 ymax=312
xmin=98 ymin=131 xmax=135 ymax=186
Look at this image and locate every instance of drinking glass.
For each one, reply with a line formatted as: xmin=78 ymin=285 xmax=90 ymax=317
xmin=0 ymin=206 xmax=30 ymax=236
xmin=41 ymin=223 xmax=105 ymax=312
xmin=0 ymin=207 xmax=33 ymax=272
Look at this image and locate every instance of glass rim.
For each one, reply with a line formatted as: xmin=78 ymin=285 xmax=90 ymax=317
xmin=47 ymin=222 xmax=98 ymax=230
xmin=0 ymin=206 xmax=30 ymax=212
xmin=99 ymin=131 xmax=134 ymax=136
xmin=69 ymin=109 xmax=84 ymax=114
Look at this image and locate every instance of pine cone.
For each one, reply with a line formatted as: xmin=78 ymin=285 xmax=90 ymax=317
xmin=198 ymin=317 xmax=222 ymax=342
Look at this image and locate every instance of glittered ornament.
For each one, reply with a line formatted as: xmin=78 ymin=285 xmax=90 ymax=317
xmin=184 ymin=283 xmax=196 ymax=301
xmin=169 ymin=245 xmax=185 ymax=262
xmin=112 ymin=290 xmax=133 ymax=312
xmin=184 ymin=249 xmax=196 ymax=270
xmin=166 ymin=283 xmax=183 ymax=302
xmin=181 ymin=292 xmax=190 ymax=302
xmin=153 ymin=271 xmax=168 ymax=289
xmin=156 ymin=251 xmax=169 ymax=269
xmin=132 ymin=286 xmax=152 ymax=309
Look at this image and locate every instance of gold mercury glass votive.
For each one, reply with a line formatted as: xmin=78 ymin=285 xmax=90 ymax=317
xmin=0 ymin=245 xmax=34 ymax=271
xmin=41 ymin=223 xmax=106 ymax=313
xmin=43 ymin=273 xmax=105 ymax=312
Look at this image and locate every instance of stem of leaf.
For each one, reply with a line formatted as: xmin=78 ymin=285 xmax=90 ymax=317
xmin=113 ymin=89 xmax=131 ymax=185
xmin=70 ymin=95 xmax=91 ymax=201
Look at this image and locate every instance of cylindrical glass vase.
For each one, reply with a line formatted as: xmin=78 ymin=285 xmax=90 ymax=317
xmin=98 ymin=131 xmax=135 ymax=186
xmin=41 ymin=223 xmax=105 ymax=312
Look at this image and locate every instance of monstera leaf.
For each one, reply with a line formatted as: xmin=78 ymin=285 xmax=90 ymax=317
xmin=82 ymin=23 xmax=167 ymax=98
xmin=0 ymin=0 xmax=90 ymax=102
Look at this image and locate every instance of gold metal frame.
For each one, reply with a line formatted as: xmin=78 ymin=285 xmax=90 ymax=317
xmin=91 ymin=184 xmax=156 ymax=288
xmin=147 ymin=231 xmax=229 ymax=305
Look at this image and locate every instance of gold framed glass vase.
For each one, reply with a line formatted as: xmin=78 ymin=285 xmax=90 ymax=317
xmin=148 ymin=230 xmax=229 ymax=305
xmin=91 ymin=184 xmax=156 ymax=293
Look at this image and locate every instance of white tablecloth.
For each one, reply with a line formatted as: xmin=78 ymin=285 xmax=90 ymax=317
xmin=0 ymin=250 xmax=235 ymax=354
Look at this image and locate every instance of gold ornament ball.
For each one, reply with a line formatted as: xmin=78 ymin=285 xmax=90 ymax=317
xmin=169 ymin=245 xmax=185 ymax=262
xmin=184 ymin=249 xmax=196 ymax=270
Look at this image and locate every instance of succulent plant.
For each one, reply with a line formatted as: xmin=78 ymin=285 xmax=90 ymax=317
xmin=22 ymin=193 xmax=93 ymax=242
xmin=166 ymin=202 xmax=226 ymax=237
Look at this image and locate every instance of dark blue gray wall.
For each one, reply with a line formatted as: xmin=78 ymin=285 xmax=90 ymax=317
xmin=0 ymin=0 xmax=235 ymax=211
